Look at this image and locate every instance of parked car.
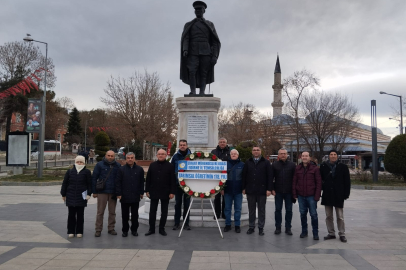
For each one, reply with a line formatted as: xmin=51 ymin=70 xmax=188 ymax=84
xmin=118 ymin=147 xmax=126 ymax=159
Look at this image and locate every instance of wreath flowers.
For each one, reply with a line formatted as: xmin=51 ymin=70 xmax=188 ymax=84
xmin=178 ymin=151 xmax=227 ymax=198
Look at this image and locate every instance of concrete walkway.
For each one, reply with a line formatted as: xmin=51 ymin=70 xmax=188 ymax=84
xmin=0 ymin=186 xmax=405 ymax=269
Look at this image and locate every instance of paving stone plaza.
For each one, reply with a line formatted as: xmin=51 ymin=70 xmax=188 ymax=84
xmin=0 ymin=186 xmax=405 ymax=270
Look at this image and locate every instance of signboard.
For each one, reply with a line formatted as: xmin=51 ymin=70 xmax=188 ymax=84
xmin=178 ymin=160 xmax=227 ymax=171
xmin=6 ymin=132 xmax=30 ymax=166
xmin=167 ymin=141 xmax=172 ymax=155
xmin=25 ymin=99 xmax=42 ymax=133
xmin=187 ymin=115 xmax=208 ymax=144
xmin=178 ymin=172 xmax=227 ymax=180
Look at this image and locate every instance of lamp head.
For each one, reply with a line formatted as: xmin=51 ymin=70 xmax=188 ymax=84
xmin=379 ymin=91 xmax=386 ymax=94
xmin=23 ymin=34 xmax=33 ymax=42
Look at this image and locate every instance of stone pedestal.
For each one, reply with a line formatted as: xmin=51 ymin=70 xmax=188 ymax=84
xmin=176 ymin=97 xmax=220 ymax=152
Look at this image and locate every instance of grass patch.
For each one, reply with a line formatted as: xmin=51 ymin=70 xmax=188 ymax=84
xmin=351 ymin=179 xmax=406 ymax=186
xmin=351 ymin=170 xmax=406 ymax=186
xmin=1 ymin=174 xmax=63 ymax=182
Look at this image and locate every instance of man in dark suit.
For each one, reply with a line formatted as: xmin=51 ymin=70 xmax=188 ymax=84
xmin=145 ymin=149 xmax=177 ymax=236
xmin=242 ymin=146 xmax=274 ymax=236
xmin=116 ymin=152 xmax=145 ymax=237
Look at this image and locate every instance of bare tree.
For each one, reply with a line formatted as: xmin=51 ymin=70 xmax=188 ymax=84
xmin=101 ymin=70 xmax=177 ymax=157
xmin=282 ymin=69 xmax=320 ymax=163
xmin=299 ymin=90 xmax=360 ymax=162
xmin=0 ymin=41 xmax=56 ymax=88
xmin=56 ymin=97 xmax=75 ymax=112
xmin=218 ymin=103 xmax=260 ymax=146
xmin=256 ymin=114 xmax=283 ymax=157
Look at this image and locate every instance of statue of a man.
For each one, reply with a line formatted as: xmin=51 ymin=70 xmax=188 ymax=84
xmin=180 ymin=1 xmax=221 ymax=96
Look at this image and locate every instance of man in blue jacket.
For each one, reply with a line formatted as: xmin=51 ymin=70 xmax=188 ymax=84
xmin=171 ymin=139 xmax=192 ymax=231
xmin=116 ymin=152 xmax=145 ymax=237
xmin=92 ymin=150 xmax=121 ymax=237
xmin=221 ymin=149 xmax=244 ymax=233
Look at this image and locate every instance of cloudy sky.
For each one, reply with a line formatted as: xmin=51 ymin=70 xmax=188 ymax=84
xmin=1 ymin=0 xmax=405 ymax=138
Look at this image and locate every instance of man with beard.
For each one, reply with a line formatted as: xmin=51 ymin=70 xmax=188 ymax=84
xmin=171 ymin=140 xmax=192 ymax=230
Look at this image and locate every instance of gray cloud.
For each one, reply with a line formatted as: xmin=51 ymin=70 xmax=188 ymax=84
xmin=1 ymin=0 xmax=405 ymax=137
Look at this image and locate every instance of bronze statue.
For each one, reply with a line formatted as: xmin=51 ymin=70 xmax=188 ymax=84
xmin=180 ymin=1 xmax=221 ymax=96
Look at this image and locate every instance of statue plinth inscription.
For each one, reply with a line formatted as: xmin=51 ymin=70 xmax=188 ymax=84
xmin=187 ymin=115 xmax=208 ymax=144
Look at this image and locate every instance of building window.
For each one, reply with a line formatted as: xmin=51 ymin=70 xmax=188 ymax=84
xmin=57 ymin=133 xmax=61 ymax=142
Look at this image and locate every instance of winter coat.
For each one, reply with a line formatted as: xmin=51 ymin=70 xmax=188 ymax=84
xmin=320 ymin=161 xmax=351 ymax=208
xmin=145 ymin=160 xmax=177 ymax=200
xmin=92 ymin=158 xmax=121 ymax=194
xmin=292 ymin=163 xmax=322 ymax=201
xmin=225 ymin=159 xmax=244 ymax=195
xmin=115 ymin=163 xmax=145 ymax=204
xmin=211 ymin=145 xmax=230 ymax=161
xmin=242 ymin=156 xmax=274 ymax=195
xmin=60 ymin=166 xmax=92 ymax=207
xmin=272 ymin=159 xmax=296 ymax=194
xmin=170 ymin=148 xmax=191 ymax=182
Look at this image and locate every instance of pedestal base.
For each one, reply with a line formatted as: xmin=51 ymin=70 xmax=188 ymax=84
xmin=138 ymin=197 xmax=250 ymax=227
xmin=176 ymin=97 xmax=220 ymax=151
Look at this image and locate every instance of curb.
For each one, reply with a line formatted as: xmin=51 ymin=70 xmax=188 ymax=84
xmin=352 ymin=185 xmax=406 ymax=190
xmin=0 ymin=181 xmax=62 ymax=186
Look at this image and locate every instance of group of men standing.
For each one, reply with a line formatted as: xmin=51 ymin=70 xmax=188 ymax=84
xmin=90 ymin=139 xmax=350 ymax=242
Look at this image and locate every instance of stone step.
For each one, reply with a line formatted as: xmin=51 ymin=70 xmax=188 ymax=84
xmin=138 ymin=205 xmax=255 ymax=227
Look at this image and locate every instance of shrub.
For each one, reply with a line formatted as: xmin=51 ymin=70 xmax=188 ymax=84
xmin=384 ymin=134 xmax=406 ymax=182
xmin=94 ymin=131 xmax=111 ymax=161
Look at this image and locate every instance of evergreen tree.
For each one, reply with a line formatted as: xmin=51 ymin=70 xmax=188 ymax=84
xmin=65 ymin=107 xmax=83 ymax=145
xmin=67 ymin=107 xmax=82 ymax=135
xmin=94 ymin=131 xmax=111 ymax=161
xmin=384 ymin=134 xmax=406 ymax=182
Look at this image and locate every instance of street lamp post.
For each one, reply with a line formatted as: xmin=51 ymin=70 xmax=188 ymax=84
xmin=380 ymin=91 xmax=403 ymax=134
xmin=84 ymin=118 xmax=93 ymax=152
xmin=24 ymin=34 xmax=47 ymax=178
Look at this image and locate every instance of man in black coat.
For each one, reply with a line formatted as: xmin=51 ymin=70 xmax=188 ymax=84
xmin=145 ymin=149 xmax=177 ymax=236
xmin=116 ymin=152 xmax=145 ymax=237
xmin=211 ymin=137 xmax=230 ymax=219
xmin=242 ymin=146 xmax=274 ymax=236
xmin=272 ymin=148 xmax=296 ymax=236
xmin=320 ymin=150 xmax=351 ymax=243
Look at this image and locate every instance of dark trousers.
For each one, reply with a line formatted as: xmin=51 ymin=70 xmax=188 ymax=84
xmin=121 ymin=202 xmax=139 ymax=233
xmin=186 ymin=55 xmax=211 ymax=91
xmin=174 ymin=187 xmax=190 ymax=226
xmin=247 ymin=194 xmax=267 ymax=229
xmin=149 ymin=198 xmax=169 ymax=231
xmin=298 ymin=195 xmax=318 ymax=235
xmin=214 ymin=193 xmax=225 ymax=218
xmin=67 ymin=206 xmax=85 ymax=234
xmin=275 ymin=192 xmax=293 ymax=229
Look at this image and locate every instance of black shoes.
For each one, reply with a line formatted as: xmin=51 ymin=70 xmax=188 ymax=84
xmin=108 ymin=230 xmax=117 ymax=235
xmin=172 ymin=224 xmax=180 ymax=230
xmin=259 ymin=229 xmax=264 ymax=236
xmin=95 ymin=231 xmax=101 ymax=237
xmin=122 ymin=232 xmax=128 ymax=237
xmin=235 ymin=226 xmax=241 ymax=233
xmin=185 ymin=225 xmax=191 ymax=231
xmin=131 ymin=231 xmax=138 ymax=236
xmin=145 ymin=230 xmax=155 ymax=236
xmin=247 ymin=228 xmax=255 ymax=234
xmin=274 ymin=228 xmax=281 ymax=235
xmin=224 ymin=225 xmax=231 ymax=232
xmin=313 ymin=235 xmax=319 ymax=240
xmin=324 ymin=234 xmax=336 ymax=240
xmin=159 ymin=229 xmax=167 ymax=236
xmin=340 ymin=236 xmax=347 ymax=243
xmin=300 ymin=232 xmax=308 ymax=238
xmin=285 ymin=229 xmax=293 ymax=235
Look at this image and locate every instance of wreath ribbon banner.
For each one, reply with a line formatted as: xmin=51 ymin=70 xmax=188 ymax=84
xmin=177 ymin=151 xmax=227 ymax=198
